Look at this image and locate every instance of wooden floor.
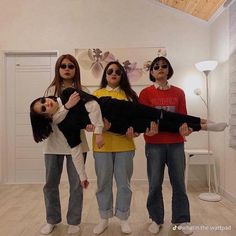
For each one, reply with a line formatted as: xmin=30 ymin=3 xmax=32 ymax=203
xmin=0 ymin=181 xmax=236 ymax=236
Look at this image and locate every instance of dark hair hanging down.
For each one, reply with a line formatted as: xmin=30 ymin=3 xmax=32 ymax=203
xmin=29 ymin=97 xmax=54 ymax=143
xmin=100 ymin=61 xmax=138 ymax=103
xmin=149 ymin=56 xmax=174 ymax=82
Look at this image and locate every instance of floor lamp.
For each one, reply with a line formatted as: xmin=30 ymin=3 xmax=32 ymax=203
xmin=195 ymin=60 xmax=222 ymax=202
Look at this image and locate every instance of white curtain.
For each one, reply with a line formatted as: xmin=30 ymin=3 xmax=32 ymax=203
xmin=229 ymin=1 xmax=236 ymax=148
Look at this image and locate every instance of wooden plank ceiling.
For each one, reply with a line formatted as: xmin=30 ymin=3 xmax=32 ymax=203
xmin=158 ymin=0 xmax=226 ymax=21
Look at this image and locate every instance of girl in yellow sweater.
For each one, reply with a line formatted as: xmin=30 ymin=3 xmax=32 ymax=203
xmin=92 ymin=61 xmax=138 ymax=234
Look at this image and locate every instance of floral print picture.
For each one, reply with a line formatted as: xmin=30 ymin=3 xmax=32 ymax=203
xmin=75 ymin=47 xmax=166 ymax=86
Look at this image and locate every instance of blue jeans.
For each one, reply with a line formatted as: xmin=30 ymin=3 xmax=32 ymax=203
xmin=43 ymin=154 xmax=86 ymax=225
xmin=145 ymin=143 xmax=190 ymax=224
xmin=93 ymin=151 xmax=134 ymax=220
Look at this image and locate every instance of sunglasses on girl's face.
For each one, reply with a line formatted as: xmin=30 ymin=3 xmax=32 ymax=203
xmin=106 ymin=68 xmax=122 ymax=76
xmin=153 ymin=64 xmax=168 ymax=70
xmin=60 ymin=64 xmax=75 ymax=70
xmin=40 ymin=97 xmax=47 ymax=113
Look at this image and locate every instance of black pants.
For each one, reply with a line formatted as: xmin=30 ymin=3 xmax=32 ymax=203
xmin=98 ymin=97 xmax=201 ymax=135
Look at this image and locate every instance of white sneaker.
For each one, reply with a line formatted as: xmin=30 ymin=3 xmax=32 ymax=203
xmin=93 ymin=219 xmax=108 ymax=235
xmin=68 ymin=224 xmax=80 ymax=234
xmin=207 ymin=122 xmax=228 ymax=132
xmin=40 ymin=223 xmax=55 ymax=235
xmin=120 ymin=220 xmax=132 ymax=234
xmin=148 ymin=221 xmax=160 ymax=234
xmin=178 ymin=222 xmax=193 ymax=235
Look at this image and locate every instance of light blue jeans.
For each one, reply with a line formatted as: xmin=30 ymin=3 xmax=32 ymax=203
xmin=43 ymin=154 xmax=86 ymax=225
xmin=146 ymin=143 xmax=190 ymax=224
xmin=93 ymin=151 xmax=134 ymax=220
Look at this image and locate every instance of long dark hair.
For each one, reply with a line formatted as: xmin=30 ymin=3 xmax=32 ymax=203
xmin=149 ymin=56 xmax=174 ymax=82
xmin=45 ymin=54 xmax=82 ymax=96
xmin=100 ymin=61 xmax=138 ymax=103
xmin=30 ymin=97 xmax=55 ymax=143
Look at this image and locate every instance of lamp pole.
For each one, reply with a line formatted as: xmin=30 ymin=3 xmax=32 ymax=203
xmin=195 ymin=61 xmax=221 ymax=202
xmin=204 ymin=71 xmax=211 ymax=194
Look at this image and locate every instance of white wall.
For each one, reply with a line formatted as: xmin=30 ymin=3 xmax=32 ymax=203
xmin=0 ymin=0 xmax=211 ymax=182
xmin=210 ymin=3 xmax=236 ymax=202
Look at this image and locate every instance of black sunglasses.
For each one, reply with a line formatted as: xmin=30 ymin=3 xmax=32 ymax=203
xmin=60 ymin=64 xmax=75 ymax=70
xmin=153 ymin=64 xmax=168 ymax=70
xmin=40 ymin=97 xmax=46 ymax=113
xmin=106 ymin=68 xmax=122 ymax=76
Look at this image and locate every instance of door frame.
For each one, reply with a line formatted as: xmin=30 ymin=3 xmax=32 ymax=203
xmin=0 ymin=50 xmax=58 ymax=183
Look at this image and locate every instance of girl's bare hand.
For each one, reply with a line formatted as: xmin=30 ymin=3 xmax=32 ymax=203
xmin=179 ymin=123 xmax=193 ymax=137
xmin=86 ymin=124 xmax=95 ymax=132
xmin=126 ymin=127 xmax=140 ymax=138
xmin=145 ymin=121 xmax=158 ymax=136
xmin=95 ymin=134 xmax=105 ymax=148
xmin=65 ymin=92 xmax=80 ymax=109
xmin=103 ymin=118 xmax=111 ymax=130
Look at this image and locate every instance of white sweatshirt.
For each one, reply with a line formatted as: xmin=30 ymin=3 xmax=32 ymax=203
xmin=52 ymin=97 xmax=104 ymax=181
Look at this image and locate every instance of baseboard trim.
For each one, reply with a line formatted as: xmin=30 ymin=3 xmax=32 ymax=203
xmin=219 ymin=186 xmax=236 ymax=204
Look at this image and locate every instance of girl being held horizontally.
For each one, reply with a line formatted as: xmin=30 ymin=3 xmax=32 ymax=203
xmin=30 ymin=88 xmax=227 ymax=147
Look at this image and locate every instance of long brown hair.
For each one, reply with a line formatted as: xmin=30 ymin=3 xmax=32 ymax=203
xmin=100 ymin=61 xmax=138 ymax=103
xmin=45 ymin=54 xmax=82 ymax=96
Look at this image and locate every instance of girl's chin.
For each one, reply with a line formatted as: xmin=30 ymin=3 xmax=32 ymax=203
xmin=109 ymin=84 xmax=118 ymax=88
xmin=157 ymin=75 xmax=166 ymax=80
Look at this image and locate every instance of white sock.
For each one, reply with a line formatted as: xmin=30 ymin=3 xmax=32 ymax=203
xmin=207 ymin=122 xmax=228 ymax=132
xmin=148 ymin=221 xmax=160 ymax=234
xmin=120 ymin=220 xmax=132 ymax=234
xmin=68 ymin=224 xmax=80 ymax=234
xmin=93 ymin=219 xmax=108 ymax=235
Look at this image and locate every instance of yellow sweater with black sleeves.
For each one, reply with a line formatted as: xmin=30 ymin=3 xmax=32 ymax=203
xmin=92 ymin=87 xmax=136 ymax=152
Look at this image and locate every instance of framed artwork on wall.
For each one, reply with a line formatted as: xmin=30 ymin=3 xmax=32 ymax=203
xmin=75 ymin=47 xmax=166 ymax=86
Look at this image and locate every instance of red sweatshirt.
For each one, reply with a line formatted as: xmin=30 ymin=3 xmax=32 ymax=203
xmin=139 ymin=85 xmax=187 ymax=144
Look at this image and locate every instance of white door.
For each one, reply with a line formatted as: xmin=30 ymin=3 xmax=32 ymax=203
xmin=5 ymin=52 xmax=58 ymax=183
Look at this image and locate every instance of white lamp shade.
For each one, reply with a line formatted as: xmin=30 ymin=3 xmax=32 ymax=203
xmin=195 ymin=60 xmax=218 ymax=72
